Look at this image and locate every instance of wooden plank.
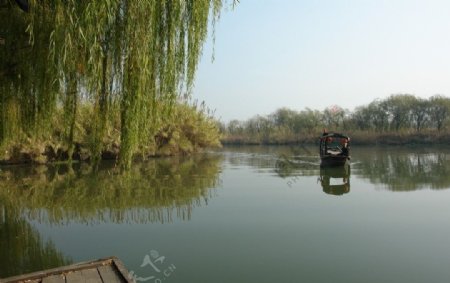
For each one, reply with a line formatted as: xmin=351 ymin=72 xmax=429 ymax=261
xmin=0 ymin=271 xmax=47 ymax=283
xmin=0 ymin=257 xmax=116 ymax=283
xmin=97 ymin=266 xmax=123 ymax=283
xmin=110 ymin=257 xmax=134 ymax=283
xmin=65 ymin=270 xmax=85 ymax=283
xmin=80 ymin=269 xmax=102 ymax=283
xmin=0 ymin=257 xmax=134 ymax=283
xmin=42 ymin=275 xmax=65 ymax=283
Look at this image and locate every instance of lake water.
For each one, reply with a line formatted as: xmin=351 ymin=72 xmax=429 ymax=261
xmin=1 ymin=146 xmax=450 ymax=283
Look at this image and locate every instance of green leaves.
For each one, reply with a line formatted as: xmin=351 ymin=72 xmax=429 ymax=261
xmin=0 ymin=0 xmax=232 ymax=167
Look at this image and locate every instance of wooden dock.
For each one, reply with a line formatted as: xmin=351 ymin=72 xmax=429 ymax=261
xmin=0 ymin=257 xmax=133 ymax=283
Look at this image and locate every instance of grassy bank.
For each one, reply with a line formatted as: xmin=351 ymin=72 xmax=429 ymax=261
xmin=0 ymin=102 xmax=221 ymax=165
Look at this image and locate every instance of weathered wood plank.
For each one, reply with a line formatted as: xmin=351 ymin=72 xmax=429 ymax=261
xmin=97 ymin=265 xmax=123 ymax=283
xmin=0 ymin=257 xmax=115 ymax=283
xmin=110 ymin=258 xmax=133 ymax=283
xmin=65 ymin=270 xmax=85 ymax=283
xmin=0 ymin=271 xmax=47 ymax=283
xmin=42 ymin=274 xmax=65 ymax=283
xmin=0 ymin=257 xmax=133 ymax=283
xmin=80 ymin=269 xmax=102 ymax=283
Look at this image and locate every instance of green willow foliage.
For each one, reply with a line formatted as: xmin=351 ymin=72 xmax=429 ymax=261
xmin=0 ymin=0 xmax=231 ymax=168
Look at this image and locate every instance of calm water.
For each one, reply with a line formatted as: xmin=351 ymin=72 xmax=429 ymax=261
xmin=2 ymin=146 xmax=450 ymax=283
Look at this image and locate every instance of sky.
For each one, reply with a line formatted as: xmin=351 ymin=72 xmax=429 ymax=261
xmin=192 ymin=0 xmax=450 ymax=122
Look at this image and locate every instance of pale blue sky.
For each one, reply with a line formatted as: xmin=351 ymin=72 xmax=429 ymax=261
xmin=193 ymin=0 xmax=450 ymax=122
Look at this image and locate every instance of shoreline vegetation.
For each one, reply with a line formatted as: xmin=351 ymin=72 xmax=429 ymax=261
xmin=0 ymin=101 xmax=221 ymax=165
xmin=220 ymin=94 xmax=450 ymax=146
xmin=2 ymin=94 xmax=450 ymax=165
xmin=0 ymin=1 xmax=230 ymax=169
xmin=221 ymin=130 xmax=450 ymax=146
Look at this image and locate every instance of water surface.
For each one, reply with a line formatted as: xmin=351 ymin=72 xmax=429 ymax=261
xmin=1 ymin=146 xmax=450 ymax=283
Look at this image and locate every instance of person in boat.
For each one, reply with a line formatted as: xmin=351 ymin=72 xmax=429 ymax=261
xmin=321 ymin=129 xmax=329 ymax=154
xmin=340 ymin=138 xmax=350 ymax=157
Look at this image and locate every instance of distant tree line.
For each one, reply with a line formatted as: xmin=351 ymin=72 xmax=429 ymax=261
xmin=221 ymin=94 xmax=450 ymax=144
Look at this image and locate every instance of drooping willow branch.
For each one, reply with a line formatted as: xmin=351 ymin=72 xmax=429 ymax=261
xmin=0 ymin=0 xmax=232 ymax=168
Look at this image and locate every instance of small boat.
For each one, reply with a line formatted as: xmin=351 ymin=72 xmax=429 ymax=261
xmin=319 ymin=132 xmax=350 ymax=167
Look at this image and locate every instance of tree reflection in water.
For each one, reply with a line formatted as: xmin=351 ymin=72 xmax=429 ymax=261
xmin=0 ymin=154 xmax=223 ymax=225
xmin=0 ymin=154 xmax=222 ymax=278
xmin=0 ymin=205 xmax=71 ymax=278
xmin=352 ymin=147 xmax=450 ymax=191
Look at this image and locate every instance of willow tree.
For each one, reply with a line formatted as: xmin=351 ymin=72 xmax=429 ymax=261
xmin=0 ymin=0 xmax=231 ymax=168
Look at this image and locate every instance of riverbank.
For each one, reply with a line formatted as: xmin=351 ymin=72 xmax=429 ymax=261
xmin=0 ymin=103 xmax=221 ymax=165
xmin=221 ymin=130 xmax=450 ymax=146
xmin=3 ymin=129 xmax=450 ymax=165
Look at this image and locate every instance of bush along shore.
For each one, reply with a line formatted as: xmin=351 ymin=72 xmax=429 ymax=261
xmin=0 ymin=102 xmax=221 ymax=165
xmin=220 ymin=94 xmax=450 ymax=146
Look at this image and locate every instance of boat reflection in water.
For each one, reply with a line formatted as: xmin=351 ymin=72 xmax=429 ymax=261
xmin=319 ymin=165 xmax=350 ymax=195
